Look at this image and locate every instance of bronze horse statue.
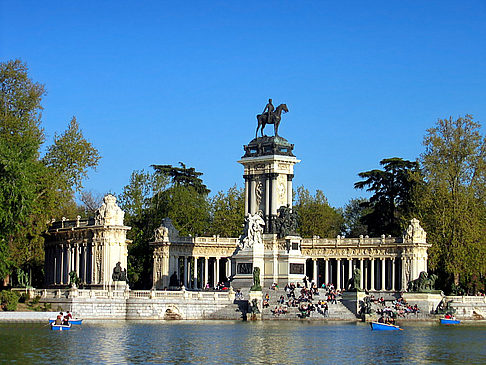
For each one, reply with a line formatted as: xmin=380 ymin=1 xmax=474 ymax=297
xmin=256 ymin=103 xmax=288 ymax=138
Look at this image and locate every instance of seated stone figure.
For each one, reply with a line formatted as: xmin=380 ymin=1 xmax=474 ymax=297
xmin=112 ymin=262 xmax=127 ymax=282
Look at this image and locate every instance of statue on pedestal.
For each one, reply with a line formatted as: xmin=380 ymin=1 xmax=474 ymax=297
xmin=256 ymin=100 xmax=289 ymax=138
xmin=250 ymin=267 xmax=262 ymax=291
xmin=112 ymin=262 xmax=127 ymax=282
xmin=346 ymin=267 xmax=361 ymax=291
xmin=407 ymin=271 xmax=438 ymax=292
xmin=240 ymin=211 xmax=265 ymax=250
xmin=275 ymin=205 xmax=298 ymax=238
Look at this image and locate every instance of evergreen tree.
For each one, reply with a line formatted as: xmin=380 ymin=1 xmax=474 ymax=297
xmin=354 ymin=158 xmax=421 ymax=236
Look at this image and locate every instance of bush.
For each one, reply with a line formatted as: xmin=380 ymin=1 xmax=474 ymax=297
xmin=0 ymin=291 xmax=20 ymax=311
xmin=31 ymin=296 xmax=40 ymax=305
xmin=19 ymin=293 xmax=28 ymax=303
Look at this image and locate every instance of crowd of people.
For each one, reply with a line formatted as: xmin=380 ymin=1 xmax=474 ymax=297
xmin=366 ymin=294 xmax=421 ymax=319
xmin=265 ymin=279 xmax=340 ymax=318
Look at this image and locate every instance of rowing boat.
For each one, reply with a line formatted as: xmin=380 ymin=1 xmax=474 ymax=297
xmin=440 ymin=318 xmax=460 ymax=325
xmin=370 ymin=322 xmax=402 ymax=331
xmin=50 ymin=323 xmax=72 ymax=331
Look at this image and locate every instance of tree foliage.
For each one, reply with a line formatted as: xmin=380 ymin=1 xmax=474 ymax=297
xmin=419 ymin=115 xmax=486 ymax=292
xmin=293 ymin=186 xmax=344 ymax=238
xmin=0 ymin=59 xmax=100 ymax=281
xmin=354 ymin=157 xmax=421 ymax=236
xmin=208 ymin=185 xmax=244 ymax=237
xmin=342 ymin=198 xmax=370 ymax=237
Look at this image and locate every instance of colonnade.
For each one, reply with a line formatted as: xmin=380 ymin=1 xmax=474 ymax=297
xmin=44 ymin=243 xmax=93 ymax=286
xmin=306 ymin=257 xmax=403 ymax=292
xmin=172 ymin=255 xmax=232 ymax=289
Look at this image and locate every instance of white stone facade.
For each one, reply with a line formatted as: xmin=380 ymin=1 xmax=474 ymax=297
xmin=44 ymin=195 xmax=131 ymax=288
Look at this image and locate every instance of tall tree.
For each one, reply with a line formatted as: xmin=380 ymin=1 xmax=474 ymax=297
xmin=420 ymin=115 xmax=486 ymax=292
xmin=354 ymin=157 xmax=421 ymax=236
xmin=293 ymin=186 xmax=344 ymax=238
xmin=342 ymin=198 xmax=370 ymax=237
xmin=209 ymin=185 xmax=244 ymax=237
xmin=0 ymin=59 xmax=46 ymax=279
xmin=0 ymin=59 xmax=100 ymax=282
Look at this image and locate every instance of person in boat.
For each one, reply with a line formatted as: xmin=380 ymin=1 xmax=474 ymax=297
xmin=378 ymin=316 xmax=384 ymax=323
xmin=62 ymin=315 xmax=70 ymax=325
xmin=54 ymin=315 xmax=62 ymax=325
xmin=66 ymin=311 xmax=73 ymax=320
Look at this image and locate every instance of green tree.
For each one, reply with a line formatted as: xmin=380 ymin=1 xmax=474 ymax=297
xmin=293 ymin=186 xmax=344 ymax=238
xmin=43 ymin=116 xmax=100 ymax=192
xmin=209 ymin=185 xmax=244 ymax=237
xmin=0 ymin=59 xmax=46 ymax=279
xmin=0 ymin=59 xmax=100 ymax=281
xmin=354 ymin=157 xmax=421 ymax=236
xmin=342 ymin=198 xmax=370 ymax=237
xmin=420 ymin=115 xmax=486 ymax=292
xmin=119 ymin=164 xmax=210 ymax=289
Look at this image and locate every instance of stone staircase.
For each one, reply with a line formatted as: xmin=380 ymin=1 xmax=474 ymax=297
xmin=261 ymin=288 xmax=357 ymax=320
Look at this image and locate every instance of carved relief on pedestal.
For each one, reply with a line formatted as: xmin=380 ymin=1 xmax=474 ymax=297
xmin=277 ymin=175 xmax=287 ymax=206
xmin=255 ymin=178 xmax=263 ymax=209
xmin=96 ymin=248 xmax=102 ymax=283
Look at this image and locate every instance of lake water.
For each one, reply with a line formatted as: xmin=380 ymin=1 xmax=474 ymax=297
xmin=0 ymin=321 xmax=485 ymax=364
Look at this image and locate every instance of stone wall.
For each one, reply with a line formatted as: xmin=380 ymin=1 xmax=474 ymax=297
xmin=39 ymin=288 xmax=243 ymax=320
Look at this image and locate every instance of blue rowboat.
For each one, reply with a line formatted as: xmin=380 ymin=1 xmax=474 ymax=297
xmin=49 ymin=318 xmax=83 ymax=325
xmin=370 ymin=322 xmax=402 ymax=331
xmin=440 ymin=318 xmax=460 ymax=325
xmin=50 ymin=323 xmax=72 ymax=331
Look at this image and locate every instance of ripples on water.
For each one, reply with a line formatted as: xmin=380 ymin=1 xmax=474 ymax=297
xmin=0 ymin=321 xmax=485 ymax=364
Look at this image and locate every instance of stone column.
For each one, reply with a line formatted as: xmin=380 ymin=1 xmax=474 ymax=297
xmin=359 ymin=259 xmax=364 ymax=290
xmin=76 ymin=245 xmax=80 ymax=277
xmin=270 ymin=173 xmax=278 ymax=216
xmin=250 ymin=178 xmax=256 ymax=215
xmin=313 ymin=259 xmax=317 ymax=285
xmin=215 ymin=257 xmax=220 ymax=287
xmin=183 ymin=256 xmax=188 ymax=287
xmin=244 ymin=175 xmax=250 ymax=216
xmin=370 ymin=259 xmax=375 ymax=291
xmin=226 ymin=258 xmax=231 ymax=279
xmin=392 ymin=259 xmax=396 ymax=291
xmin=287 ymin=174 xmax=294 ymax=207
xmin=347 ymin=259 xmax=352 ymax=285
xmin=381 ymin=258 xmax=386 ymax=290
xmin=265 ymin=175 xmax=270 ymax=221
xmin=204 ymin=257 xmax=209 ymax=288
xmin=194 ymin=257 xmax=198 ymax=289
xmin=336 ymin=259 xmax=341 ymax=290
xmin=60 ymin=245 xmax=65 ymax=284
xmin=324 ymin=259 xmax=328 ymax=285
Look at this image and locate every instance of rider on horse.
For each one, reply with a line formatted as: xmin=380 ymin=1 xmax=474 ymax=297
xmin=263 ymin=98 xmax=274 ymax=123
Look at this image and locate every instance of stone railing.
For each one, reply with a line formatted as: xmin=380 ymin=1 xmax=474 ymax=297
xmin=49 ymin=217 xmax=95 ymax=230
xmin=170 ymin=236 xmax=240 ymax=245
xmin=445 ymin=296 xmax=486 ymax=303
xmin=301 ymin=235 xmax=400 ymax=247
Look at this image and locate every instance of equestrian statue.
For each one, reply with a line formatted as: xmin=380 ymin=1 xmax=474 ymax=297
xmin=256 ymin=99 xmax=289 ymax=138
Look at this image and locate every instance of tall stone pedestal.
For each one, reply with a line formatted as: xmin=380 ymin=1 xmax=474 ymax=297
xmin=248 ymin=290 xmax=263 ymax=320
xmin=402 ymin=292 xmax=443 ymax=314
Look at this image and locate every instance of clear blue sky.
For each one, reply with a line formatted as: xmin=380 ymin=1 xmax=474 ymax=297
xmin=1 ymin=1 xmax=485 ymax=208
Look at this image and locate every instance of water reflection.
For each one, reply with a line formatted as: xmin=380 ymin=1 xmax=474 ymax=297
xmin=0 ymin=321 xmax=485 ymax=364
